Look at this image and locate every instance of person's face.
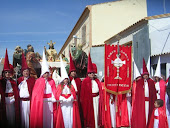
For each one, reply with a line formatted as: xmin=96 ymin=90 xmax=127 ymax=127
xmin=4 ymin=71 xmax=11 ymax=79
xmin=143 ymin=74 xmax=149 ymax=79
xmin=88 ymin=72 xmax=95 ymax=79
xmin=23 ymin=69 xmax=29 ymax=78
xmin=155 ymin=76 xmax=160 ymax=82
xmin=63 ymin=78 xmax=69 ymax=85
xmin=42 ymin=72 xmax=49 ymax=79
xmin=136 ymin=76 xmax=142 ymax=81
xmin=70 ymin=71 xmax=76 ymax=78
xmin=154 ymin=101 xmax=160 ymax=108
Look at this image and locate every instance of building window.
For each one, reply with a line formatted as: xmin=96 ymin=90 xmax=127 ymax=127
xmin=82 ymin=25 xmax=86 ymax=45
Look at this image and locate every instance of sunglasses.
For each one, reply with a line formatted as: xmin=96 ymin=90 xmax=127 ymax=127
xmin=5 ymin=71 xmax=11 ymax=74
xmin=89 ymin=72 xmax=94 ymax=74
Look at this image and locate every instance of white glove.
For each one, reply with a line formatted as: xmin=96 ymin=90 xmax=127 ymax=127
xmin=51 ymin=97 xmax=57 ymax=103
xmin=66 ymin=95 xmax=74 ymax=103
xmin=50 ymin=93 xmax=57 ymax=103
xmin=59 ymin=96 xmax=66 ymax=103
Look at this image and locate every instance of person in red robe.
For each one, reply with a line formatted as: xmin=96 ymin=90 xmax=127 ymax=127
xmin=80 ymin=53 xmax=103 ymax=128
xmin=132 ymin=76 xmax=142 ymax=107
xmin=153 ymin=57 xmax=166 ymax=110
xmin=0 ymin=81 xmax=6 ymax=127
xmin=131 ymin=58 xmax=157 ymax=128
xmin=68 ymin=52 xmax=83 ymax=125
xmin=68 ymin=52 xmax=81 ymax=101
xmin=103 ymin=89 xmax=131 ymax=127
xmin=103 ymin=59 xmax=141 ymax=128
xmin=17 ymin=52 xmax=35 ymax=128
xmin=131 ymin=59 xmax=142 ymax=107
xmin=30 ymin=50 xmax=57 ymax=128
xmin=0 ymin=49 xmax=20 ymax=128
xmin=55 ymin=55 xmax=81 ymax=128
xmin=148 ymin=99 xmax=168 ymax=128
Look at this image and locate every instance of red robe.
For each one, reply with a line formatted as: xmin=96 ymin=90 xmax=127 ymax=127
xmin=104 ymin=92 xmax=130 ymax=127
xmin=103 ymin=91 xmax=115 ymax=128
xmin=55 ymin=84 xmax=82 ymax=128
xmin=131 ymin=78 xmax=157 ymax=128
xmin=0 ymin=78 xmax=20 ymax=128
xmin=80 ymin=76 xmax=103 ymax=128
xmin=17 ymin=76 xmax=35 ymax=100
xmin=69 ymin=76 xmax=81 ymax=99
xmin=117 ymin=93 xmax=130 ymax=127
xmin=148 ymin=107 xmax=168 ymax=128
xmin=154 ymin=79 xmax=166 ymax=109
xmin=132 ymin=80 xmax=137 ymax=107
xmin=0 ymin=82 xmax=6 ymax=127
xmin=69 ymin=76 xmax=83 ymax=125
xmin=30 ymin=77 xmax=57 ymax=128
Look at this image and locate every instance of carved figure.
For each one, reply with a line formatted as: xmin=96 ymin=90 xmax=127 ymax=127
xmin=70 ymin=43 xmax=88 ymax=78
xmin=13 ymin=46 xmax=23 ymax=68
xmin=44 ymin=40 xmax=57 ymax=62
xmin=26 ymin=52 xmax=38 ymax=79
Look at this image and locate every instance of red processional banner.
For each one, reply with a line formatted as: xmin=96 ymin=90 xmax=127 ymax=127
xmin=104 ymin=44 xmax=132 ymax=94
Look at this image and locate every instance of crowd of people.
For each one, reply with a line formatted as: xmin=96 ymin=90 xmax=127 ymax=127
xmin=0 ymin=48 xmax=170 ymax=128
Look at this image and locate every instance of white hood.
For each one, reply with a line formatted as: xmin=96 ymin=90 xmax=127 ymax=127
xmin=60 ymin=55 xmax=69 ymax=83
xmin=40 ymin=50 xmax=49 ymax=76
xmin=133 ymin=58 xmax=141 ymax=80
xmin=154 ymin=56 xmax=161 ymax=78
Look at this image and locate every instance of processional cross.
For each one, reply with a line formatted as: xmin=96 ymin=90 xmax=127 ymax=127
xmin=111 ymin=43 xmax=125 ymax=80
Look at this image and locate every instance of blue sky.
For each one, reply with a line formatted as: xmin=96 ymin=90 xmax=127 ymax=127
xmin=0 ymin=0 xmax=170 ymax=64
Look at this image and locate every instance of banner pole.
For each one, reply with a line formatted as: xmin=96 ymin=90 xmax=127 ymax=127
xmin=104 ymin=44 xmax=107 ymax=111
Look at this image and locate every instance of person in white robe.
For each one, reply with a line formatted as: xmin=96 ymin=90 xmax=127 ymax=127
xmin=30 ymin=50 xmax=57 ymax=128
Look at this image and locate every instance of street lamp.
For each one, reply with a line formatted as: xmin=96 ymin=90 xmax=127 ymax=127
xmin=73 ymin=35 xmax=82 ymax=45
xmin=73 ymin=35 xmax=81 ymax=39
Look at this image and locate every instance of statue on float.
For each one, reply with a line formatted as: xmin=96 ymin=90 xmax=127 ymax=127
xmin=12 ymin=46 xmax=23 ymax=78
xmin=70 ymin=43 xmax=88 ymax=78
xmin=24 ymin=44 xmax=41 ymax=79
xmin=44 ymin=40 xmax=58 ymax=62
xmin=13 ymin=46 xmax=23 ymax=68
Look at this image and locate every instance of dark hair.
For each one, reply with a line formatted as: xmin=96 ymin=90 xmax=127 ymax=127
xmin=27 ymin=44 xmax=31 ymax=48
xmin=60 ymin=79 xmax=72 ymax=90
xmin=155 ymin=99 xmax=164 ymax=107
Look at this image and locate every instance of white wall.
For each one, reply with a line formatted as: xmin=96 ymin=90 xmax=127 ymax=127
xmin=149 ymin=17 xmax=170 ymax=56
xmin=91 ymin=0 xmax=147 ymax=46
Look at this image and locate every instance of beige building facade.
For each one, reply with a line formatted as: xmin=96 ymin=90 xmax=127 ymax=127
xmin=58 ymin=0 xmax=147 ymax=61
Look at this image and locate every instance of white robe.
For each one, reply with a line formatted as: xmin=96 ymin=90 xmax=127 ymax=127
xmin=153 ymin=108 xmax=159 ymax=128
xmin=126 ymin=92 xmax=132 ymax=125
xmin=5 ymin=80 xmax=15 ymax=127
xmin=18 ymin=78 xmax=30 ymax=128
xmin=92 ymin=80 xmax=99 ymax=128
xmin=110 ymin=94 xmax=116 ymax=127
xmin=155 ymin=82 xmax=161 ymax=99
xmin=71 ymin=79 xmax=77 ymax=92
xmin=144 ymin=79 xmax=149 ymax=125
xmin=43 ymin=80 xmax=56 ymax=128
xmin=59 ymin=85 xmax=73 ymax=128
